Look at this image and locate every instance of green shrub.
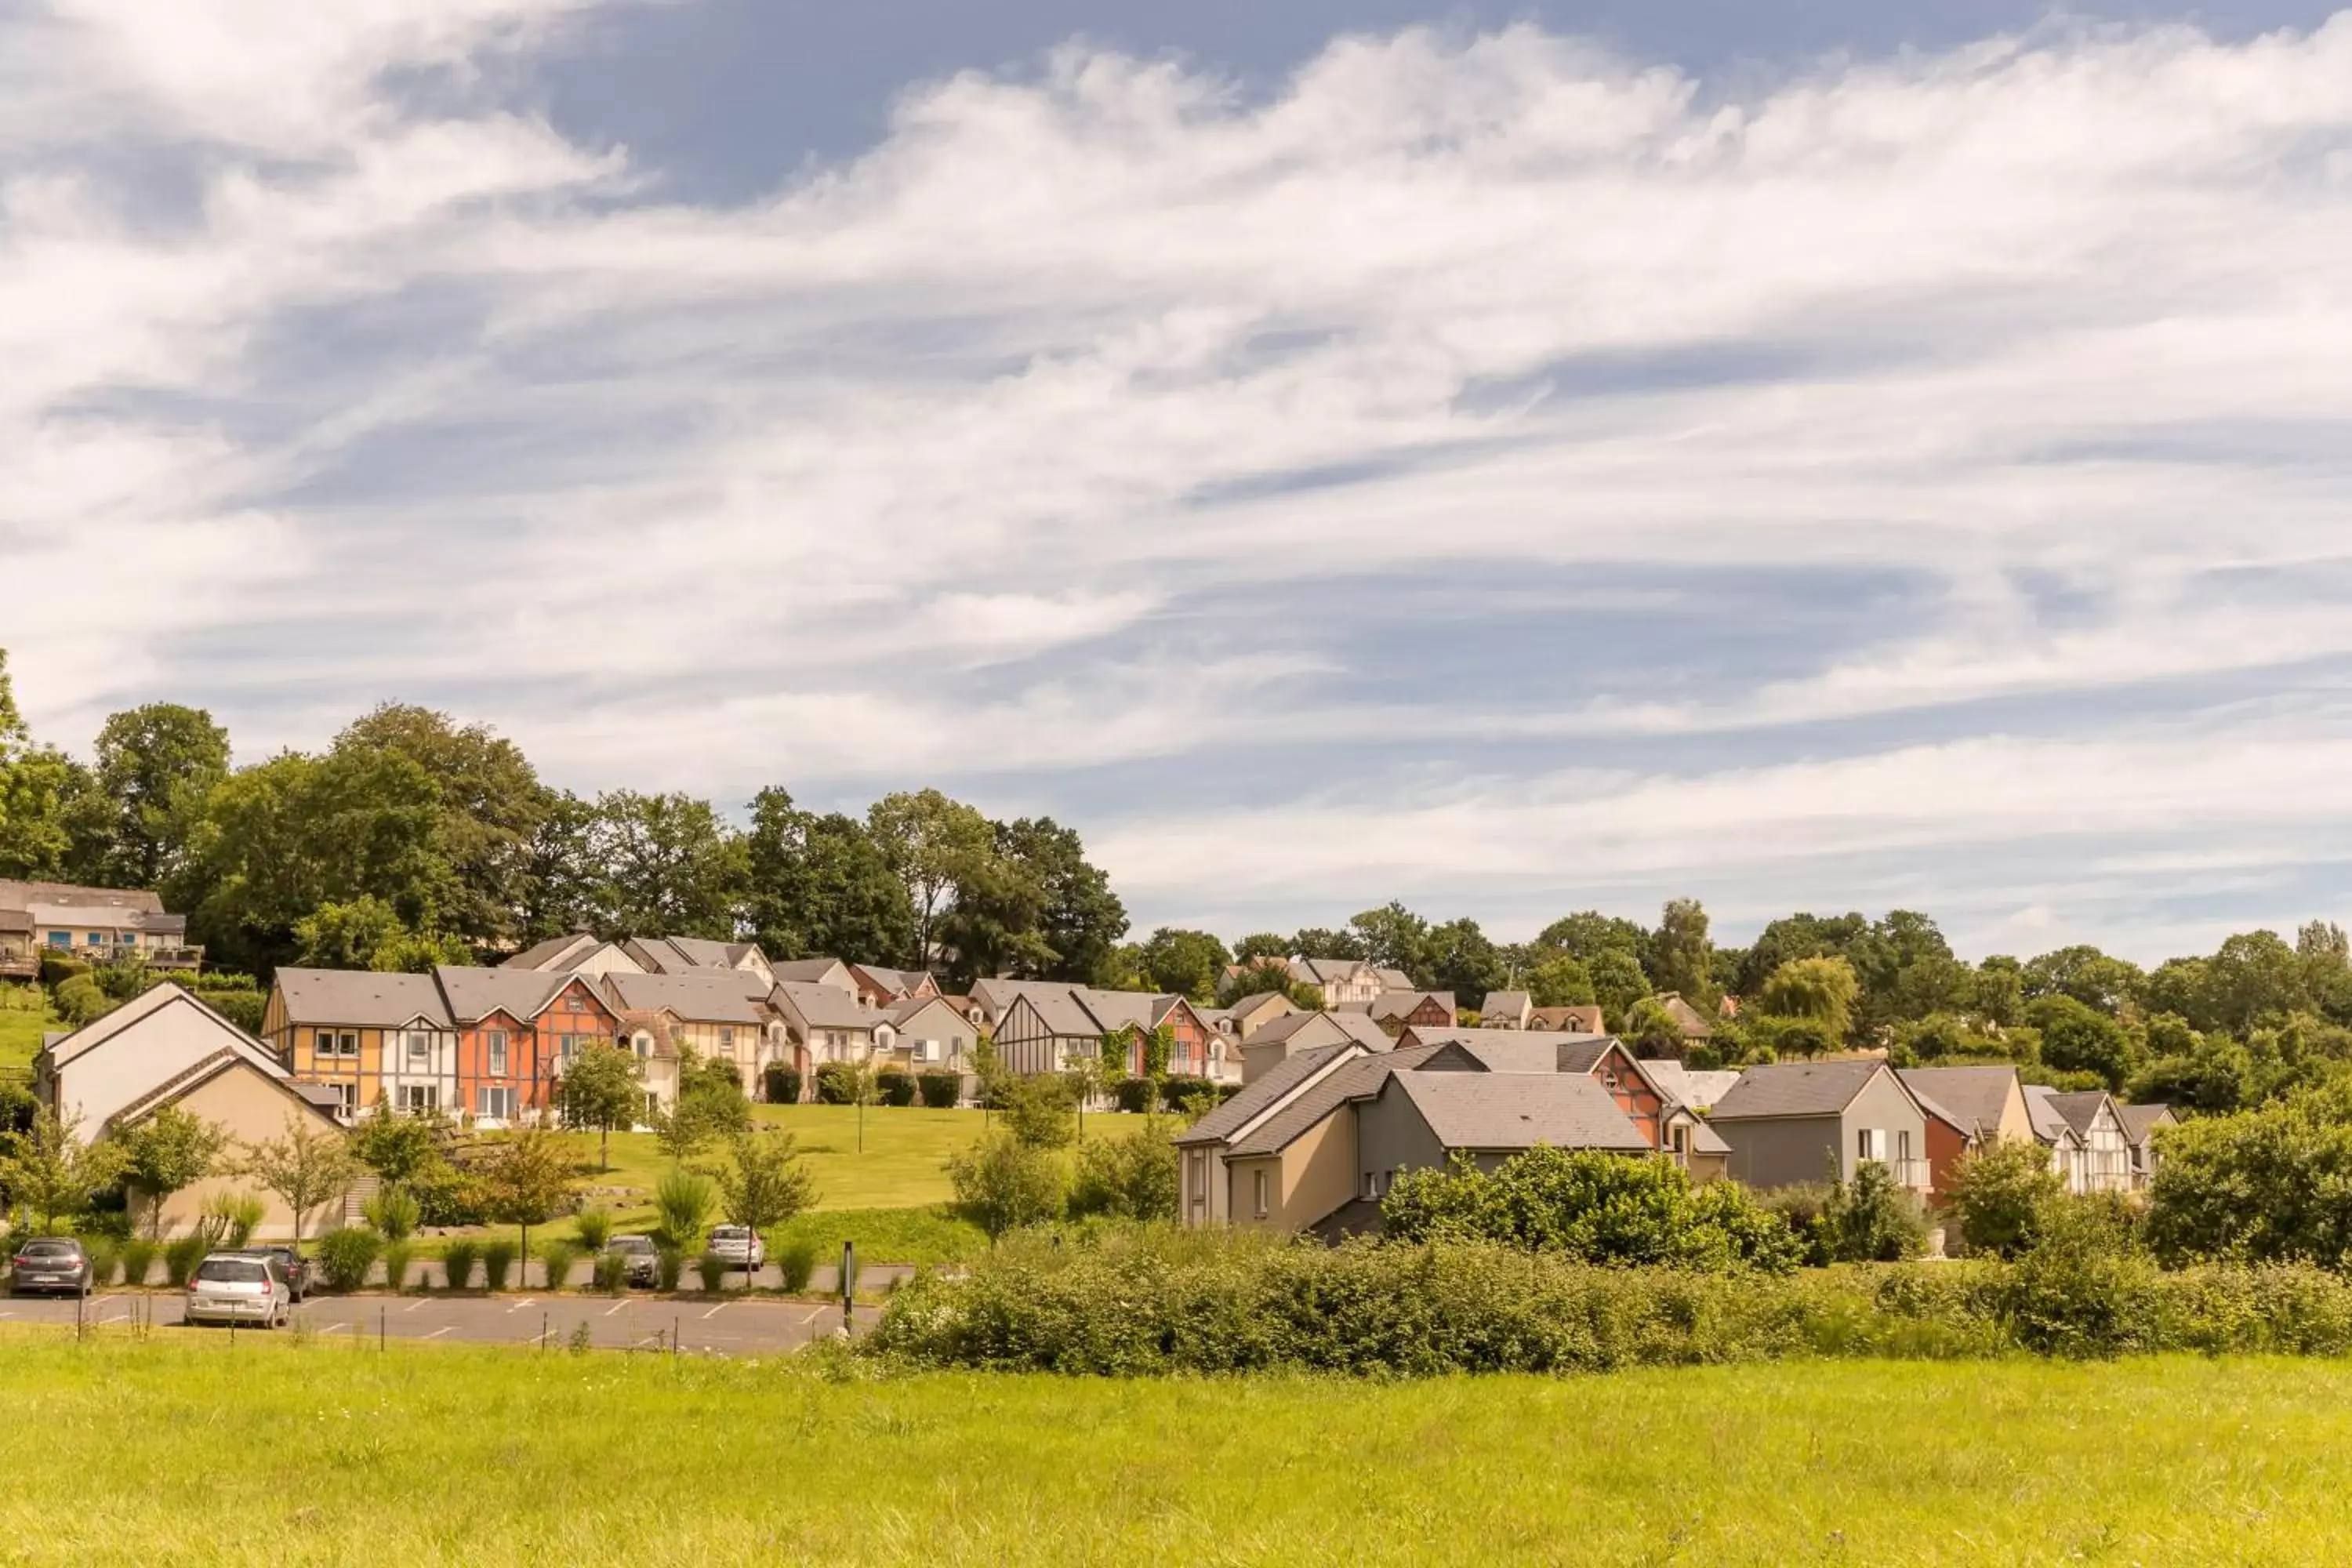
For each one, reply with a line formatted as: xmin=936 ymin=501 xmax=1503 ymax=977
xmin=201 ymin=1191 xmax=267 ymax=1250
xmin=998 ymin=1075 xmax=1077 ymax=1149
xmin=592 ymin=1250 xmax=630 ymax=1293
xmin=946 ymin=1132 xmax=1067 ymax=1238
xmin=481 ymin=1240 xmax=517 ymax=1292
xmin=1068 ymin=1125 xmax=1179 ymax=1222
xmin=539 ymin=1240 xmax=581 ymax=1291
xmin=413 ymin=1163 xmax=489 ymax=1227
xmin=363 ymin=1186 xmax=421 ymax=1243
xmin=1949 ymin=1138 xmax=2068 ymax=1258
xmin=381 ymin=1242 xmax=415 ymax=1293
xmin=656 ymin=1246 xmax=684 ymax=1293
xmin=813 ymin=1063 xmax=858 ymax=1105
xmin=83 ymin=1240 xmax=119 ymax=1288
xmin=316 ymin=1228 xmax=382 ymax=1293
xmin=762 ymin=1066 xmax=802 ymax=1105
xmin=916 ymin=1071 xmax=960 ymax=1109
xmin=195 ymin=989 xmax=267 ymax=1033
xmin=1110 ymin=1078 xmax=1153 ymax=1115
xmin=777 ymin=1236 xmax=821 ymax=1294
xmin=118 ymin=1238 xmax=158 ymax=1287
xmin=440 ymin=1240 xmax=479 ymax=1291
xmin=876 ymin=1067 xmax=917 ymax=1107
xmin=655 ymin=1167 xmax=717 ymax=1254
xmin=573 ymin=1204 xmax=615 ymax=1253
xmin=163 ymin=1236 xmax=210 ymax=1289
xmin=53 ymin=974 xmax=114 ymax=1027
xmin=1813 ymin=1163 xmax=1929 ymax=1263
xmin=694 ymin=1250 xmax=730 ymax=1294
xmin=1160 ymin=1076 xmax=1228 ymax=1112
xmin=2147 ymin=1083 xmax=2352 ymax=1267
xmin=38 ymin=953 xmax=89 ymax=988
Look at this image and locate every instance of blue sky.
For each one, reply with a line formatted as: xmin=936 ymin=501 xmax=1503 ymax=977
xmin=7 ymin=0 xmax=2352 ymax=960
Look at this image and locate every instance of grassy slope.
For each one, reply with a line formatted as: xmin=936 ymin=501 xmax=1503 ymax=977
xmin=4 ymin=1341 xmax=2350 ymax=1564
xmin=0 ymin=988 xmax=54 ymax=1073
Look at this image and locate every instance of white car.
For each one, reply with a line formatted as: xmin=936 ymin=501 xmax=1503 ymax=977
xmin=706 ymin=1225 xmax=766 ymax=1269
xmin=184 ymin=1252 xmax=290 ymax=1329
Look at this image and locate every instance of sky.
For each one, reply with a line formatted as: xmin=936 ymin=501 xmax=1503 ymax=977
xmin=5 ymin=0 xmax=2352 ymax=961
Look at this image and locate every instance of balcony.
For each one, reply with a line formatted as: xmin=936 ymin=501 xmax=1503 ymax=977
xmin=0 ymin=949 xmax=37 ymax=981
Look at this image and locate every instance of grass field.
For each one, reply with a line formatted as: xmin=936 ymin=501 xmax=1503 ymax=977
xmin=3 ymin=1338 xmax=2350 ymax=1563
xmin=0 ymin=984 xmax=53 ymax=1072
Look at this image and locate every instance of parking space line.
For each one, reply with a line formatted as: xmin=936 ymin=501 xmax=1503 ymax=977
xmin=604 ymin=1301 xmax=629 ymax=1316
xmin=506 ymin=1299 xmax=536 ymax=1313
xmin=321 ymin=1321 xmax=354 ymax=1335
xmin=422 ymin=1327 xmax=454 ymax=1340
xmin=405 ymin=1299 xmax=432 ymax=1312
xmin=701 ymin=1302 xmax=728 ymax=1319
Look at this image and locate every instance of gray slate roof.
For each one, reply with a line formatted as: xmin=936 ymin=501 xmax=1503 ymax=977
xmin=435 ymin=967 xmax=572 ymax=1025
xmin=277 ymin=969 xmax=456 ymax=1029
xmin=2118 ymin=1103 xmax=2176 ymax=1145
xmin=1897 ymin=1066 xmax=2021 ymax=1138
xmin=1710 ymin=1058 xmax=1890 ymax=1120
xmin=772 ymin=979 xmax=873 ymax=1031
xmin=1640 ymin=1061 xmax=1743 ymax=1112
xmin=2042 ymin=1091 xmax=2117 ymax=1140
xmin=774 ymin=957 xmax=853 ymax=986
xmin=503 ymin=933 xmax=597 ymax=971
xmin=1479 ymin=990 xmax=1530 ymax=1020
xmin=1243 ymin=1009 xmax=1391 ymax=1051
xmin=1388 ymin=1070 xmax=1650 ymax=1153
xmin=1176 ymin=1041 xmax=1362 ymax=1147
xmin=1225 ymin=1045 xmax=1447 ymax=1158
xmin=2020 ymin=1084 xmax=2083 ymax=1146
xmin=602 ymin=971 xmax=771 ymax=1025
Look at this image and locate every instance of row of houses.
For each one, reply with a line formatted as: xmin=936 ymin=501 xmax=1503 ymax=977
xmin=0 ymin=878 xmax=203 ymax=981
xmin=1179 ymin=1025 xmax=2178 ymax=1236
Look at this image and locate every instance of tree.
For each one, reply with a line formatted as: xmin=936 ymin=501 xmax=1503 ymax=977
xmin=1947 ymin=1138 xmax=2067 ymax=1258
xmin=1348 ymin=902 xmax=1429 ymax=980
xmin=515 ymin=789 xmax=602 ymax=941
xmin=292 ymin=895 xmax=471 ymax=972
xmin=866 ymin=789 xmax=991 ymax=970
xmin=1068 ymin=1122 xmax=1178 ymax=1221
xmin=349 ymin=1102 xmax=448 ymax=1188
xmin=0 ymin=1108 xmax=123 ymax=1235
xmin=1525 ymin=955 xmax=1596 ymax=1009
xmin=1231 ymin=932 xmax=1289 ymax=964
xmin=1420 ymin=917 xmax=1504 ymax=1001
xmin=997 ymin=817 xmax=1127 ymax=984
xmin=586 ymin=790 xmax=745 ymax=938
xmin=2201 ymin=931 xmax=2309 ymax=1034
xmin=1730 ymin=912 xmax=1867 ymax=998
xmin=476 ymin=1124 xmax=576 ymax=1265
xmin=1587 ymin=948 xmax=1653 ymax=1025
xmin=1139 ymin=927 xmax=1231 ymax=1003
xmin=1812 ymin=1161 xmax=1927 ymax=1262
xmin=236 ymin=1113 xmax=358 ymax=1244
xmin=945 ymin=1132 xmax=1066 ymax=1239
xmin=559 ymin=1043 xmax=647 ymax=1171
xmin=1287 ymin=926 xmax=1364 ymax=961
xmin=114 ymin=1105 xmax=229 ymax=1238
xmin=1535 ymin=910 xmax=1649 ymax=964
xmin=1757 ymin=956 xmax=1861 ymax=1042
xmin=742 ymin=787 xmax=915 ymax=962
xmin=1646 ymin=898 xmax=1715 ymax=1005
xmin=1621 ymin=997 xmax=1686 ymax=1057
xmin=705 ymin=1129 xmax=818 ymax=1279
xmin=652 ymin=1060 xmax=751 ymax=1163
xmin=2027 ymin=995 xmax=2138 ymax=1090
xmin=2127 ymin=1029 xmax=2252 ymax=1114
xmin=2146 ymin=1081 xmax=2352 ymax=1267
xmin=999 ymin=1073 xmax=1078 ymax=1149
xmin=78 ymin=702 xmax=231 ymax=888
xmin=2021 ymin=945 xmax=2143 ymax=1015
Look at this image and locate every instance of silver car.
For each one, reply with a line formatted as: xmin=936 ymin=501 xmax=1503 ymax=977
xmin=706 ymin=1225 xmax=766 ymax=1269
xmin=184 ymin=1252 xmax=290 ymax=1329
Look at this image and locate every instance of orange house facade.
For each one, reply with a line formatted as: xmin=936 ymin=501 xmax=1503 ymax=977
xmin=437 ymin=969 xmax=621 ymax=1127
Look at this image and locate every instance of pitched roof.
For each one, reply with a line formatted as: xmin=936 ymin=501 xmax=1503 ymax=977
xmin=774 ymin=957 xmax=854 ymax=986
xmin=1289 ymin=956 xmax=1368 ymax=986
xmin=613 ymin=1008 xmax=684 ymax=1058
xmin=105 ymin=1046 xmax=334 ymax=1134
xmin=503 ymin=933 xmax=597 ymax=971
xmin=1076 ymin=988 xmax=1162 ymax=1034
xmin=1243 ymin=1009 xmax=1387 ymax=1049
xmin=1897 ymin=1066 xmax=2022 ymax=1138
xmin=888 ymin=995 xmax=971 ymax=1029
xmin=1225 ymin=1045 xmax=1449 ymax=1158
xmin=434 ymin=967 xmax=570 ymax=1025
xmin=2042 ymin=1091 xmax=2118 ymax=1140
xmin=1225 ymin=989 xmax=1295 ymax=1023
xmin=601 ymin=971 xmax=770 ymax=1025
xmin=0 ymin=880 xmax=164 ymax=915
xmin=1374 ymin=967 xmax=1414 ymax=991
xmin=774 ymin=979 xmax=874 ymax=1031
xmin=2020 ymin=1084 xmax=2084 ymax=1146
xmin=1176 ymin=1041 xmax=1366 ymax=1147
xmin=1368 ymin=989 xmax=1452 ymax=1022
xmin=1479 ymin=990 xmax=1530 ymax=1019
xmin=1640 ymin=1061 xmax=1743 ymax=1112
xmin=1387 ymin=1070 xmax=1651 ymax=1153
xmin=276 ymin=968 xmax=455 ymax=1029
xmin=2118 ymin=1103 xmax=2177 ymax=1144
xmin=1710 ymin=1058 xmax=1891 ymax=1120
xmin=1530 ymin=1004 xmax=1606 ymax=1032
xmin=47 ymin=982 xmax=264 ymax=1070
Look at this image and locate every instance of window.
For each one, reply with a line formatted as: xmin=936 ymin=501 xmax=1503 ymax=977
xmin=327 ymin=1083 xmax=354 ymax=1115
xmin=405 ymin=1032 xmax=430 ymax=1066
xmin=1670 ymin=1123 xmax=1690 ymax=1156
xmin=46 ymin=932 xmax=71 ymax=949
xmin=1363 ymin=1171 xmax=1378 ymax=1200
xmin=477 ymin=1086 xmax=514 ymax=1121
xmin=720 ymin=1026 xmax=735 ymax=1052
xmin=644 ymin=1091 xmax=661 ymax=1121
xmin=487 ymin=1030 xmax=508 ymax=1076
xmin=1857 ymin=1127 xmax=1888 ymax=1163
xmin=316 ymin=1030 xmax=358 ymax=1059
xmin=560 ymin=1033 xmax=581 ymax=1062
xmin=85 ymin=932 xmax=106 ymax=947
xmin=1252 ymin=1171 xmax=1269 ymax=1219
xmin=1897 ymin=1131 xmax=1913 ymax=1165
xmin=400 ymin=1084 xmax=437 ymax=1114
xmin=633 ymin=1033 xmax=652 ymax=1059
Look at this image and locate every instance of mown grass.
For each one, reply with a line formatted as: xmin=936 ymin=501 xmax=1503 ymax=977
xmin=3 ymin=1336 xmax=2351 ymax=1564
xmin=0 ymin=983 xmax=53 ymax=1072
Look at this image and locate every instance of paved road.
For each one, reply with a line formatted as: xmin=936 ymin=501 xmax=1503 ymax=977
xmin=0 ymin=1291 xmax=880 ymax=1354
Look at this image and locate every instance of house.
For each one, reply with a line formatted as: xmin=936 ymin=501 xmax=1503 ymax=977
xmin=1221 ymin=989 xmax=1300 ymax=1040
xmin=600 ymin=971 xmax=785 ymax=1099
xmin=623 ymin=936 xmax=776 ymax=985
xmin=877 ymin=995 xmax=979 ymax=1080
xmin=771 ymin=956 xmax=862 ymax=993
xmin=1898 ymin=1065 xmax=2037 ymax=1203
xmin=608 ymin=1007 xmax=682 ymax=1123
xmin=435 ymin=967 xmax=622 ymax=1127
xmin=988 ymin=984 xmax=1222 ymax=1081
xmin=1530 ymin=1004 xmax=1606 ymax=1033
xmin=34 ymin=984 xmax=358 ymax=1239
xmin=1241 ymin=1010 xmax=1393 ymax=1083
xmin=0 ymin=879 xmax=201 ymax=976
xmin=500 ymin=932 xmax=644 ymax=976
xmin=1640 ymin=1061 xmax=1742 ymax=1114
xmin=1395 ymin=1024 xmax=1604 ymax=1054
xmin=2020 ymin=1087 xmax=2089 ymax=1189
xmin=848 ymin=964 xmax=939 ymax=1007
xmin=1361 ymin=989 xmax=1455 ymax=1033
xmin=2033 ymin=1088 xmax=2136 ymax=1194
xmin=1477 ymin=991 xmax=1532 ymax=1029
xmin=263 ymin=970 xmax=459 ymax=1121
xmin=1652 ymin=993 xmax=1718 ymax=1047
xmin=771 ymin=978 xmax=884 ymax=1087
xmin=2118 ymin=1102 xmax=2178 ymax=1188
xmin=1707 ymin=1059 xmax=1932 ymax=1195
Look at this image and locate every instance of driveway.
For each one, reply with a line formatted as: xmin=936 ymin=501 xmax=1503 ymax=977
xmin=0 ymin=1291 xmax=880 ymax=1354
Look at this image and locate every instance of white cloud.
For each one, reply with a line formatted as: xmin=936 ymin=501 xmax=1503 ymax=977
xmin=5 ymin=5 xmax=2352 ymax=951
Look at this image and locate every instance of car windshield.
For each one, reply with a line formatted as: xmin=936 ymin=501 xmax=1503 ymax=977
xmin=194 ymin=1258 xmax=269 ymax=1284
xmin=612 ymin=1238 xmax=653 ymax=1253
xmin=711 ymin=1226 xmax=747 ymax=1240
xmin=20 ymin=1241 xmax=78 ymax=1258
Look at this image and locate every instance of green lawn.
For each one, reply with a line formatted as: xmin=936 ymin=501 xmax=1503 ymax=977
xmin=3 ymin=1341 xmax=2350 ymax=1563
xmin=0 ymin=985 xmax=54 ymax=1073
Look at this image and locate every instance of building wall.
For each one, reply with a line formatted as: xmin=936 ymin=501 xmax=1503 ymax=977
xmin=2082 ymin=1104 xmax=2133 ymax=1193
xmin=1356 ymin=1080 xmax=1449 ymax=1200
xmin=1587 ymin=1046 xmax=1664 ymax=1148
xmin=1844 ymin=1070 xmax=1932 ymax=1192
xmin=282 ymin=1025 xmax=388 ymax=1116
xmin=1228 ymin=1109 xmax=1358 ymax=1233
xmin=1711 ymin=1112 xmax=1849 ymax=1190
xmin=1922 ymin=1116 xmax=1971 ymax=1205
xmin=49 ymin=1006 xmax=278 ymax=1137
xmin=136 ymin=1068 xmax=354 ymax=1240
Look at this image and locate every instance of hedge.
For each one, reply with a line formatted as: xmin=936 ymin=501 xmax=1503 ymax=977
xmin=916 ymin=1071 xmax=961 ymax=1109
xmin=877 ymin=1068 xmax=917 ymax=1107
xmin=813 ymin=1063 xmax=857 ymax=1105
xmin=863 ymin=1228 xmax=2352 ymax=1375
xmin=763 ymin=1067 xmax=802 ymax=1105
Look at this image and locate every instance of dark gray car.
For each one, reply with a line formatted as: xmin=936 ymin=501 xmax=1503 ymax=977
xmin=608 ymin=1234 xmax=659 ymax=1287
xmin=10 ymin=1238 xmax=92 ymax=1297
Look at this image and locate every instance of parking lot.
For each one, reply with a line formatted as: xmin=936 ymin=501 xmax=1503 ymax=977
xmin=0 ymin=1291 xmax=877 ymax=1354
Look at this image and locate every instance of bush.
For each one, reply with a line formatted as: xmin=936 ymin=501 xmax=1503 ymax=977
xmin=317 ymin=1228 xmax=383 ymax=1293
xmin=572 ymin=1204 xmax=614 ymax=1253
xmin=1948 ymin=1138 xmax=2067 ymax=1258
xmin=1813 ymin=1163 xmax=1929 ymax=1264
xmin=999 ymin=1075 xmax=1077 ymax=1149
xmin=539 ymin=1240 xmax=582 ymax=1291
xmin=1158 ymin=1076 xmax=1219 ymax=1112
xmin=201 ymin=1190 xmax=266 ymax=1250
xmin=163 ymin=1236 xmax=210 ymax=1289
xmin=83 ymin=1240 xmax=119 ymax=1288
xmin=876 ymin=1067 xmax=917 ymax=1107
xmin=2147 ymin=1083 xmax=2352 ymax=1268
xmin=916 ymin=1071 xmax=960 ymax=1109
xmin=813 ymin=1063 xmax=858 ymax=1105
xmin=38 ymin=953 xmax=89 ymax=988
xmin=762 ymin=1066 xmax=802 ymax=1105
xmin=946 ymin=1133 xmax=1068 ymax=1238
xmin=363 ymin=1186 xmax=420 ymax=1243
xmin=656 ymin=1246 xmax=684 ymax=1293
xmin=412 ymin=1163 xmax=489 ymax=1228
xmin=593 ymin=1250 xmax=630 ymax=1293
xmin=694 ymin=1250 xmax=731 ymax=1294
xmin=440 ymin=1240 xmax=480 ymax=1291
xmin=655 ymin=1167 xmax=717 ymax=1255
xmin=194 ymin=989 xmax=267 ymax=1033
xmin=119 ymin=1238 xmax=158 ymax=1287
xmin=776 ymin=1236 xmax=821 ymax=1294
xmin=381 ymin=1241 xmax=415 ymax=1293
xmin=1068 ymin=1126 xmax=1180 ymax=1222
xmin=1109 ymin=1077 xmax=1155 ymax=1115
xmin=1382 ymin=1149 xmax=1805 ymax=1273
xmin=53 ymin=974 xmax=114 ymax=1028
xmin=481 ymin=1240 xmax=517 ymax=1292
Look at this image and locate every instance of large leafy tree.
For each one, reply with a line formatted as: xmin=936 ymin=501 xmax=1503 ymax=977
xmin=1586 ymin=948 xmax=1653 ymax=1025
xmin=292 ymin=895 xmax=471 ymax=972
xmin=1730 ymin=912 xmax=1867 ymax=999
xmin=866 ymin=789 xmax=991 ymax=969
xmin=586 ymin=790 xmax=745 ymax=938
xmin=1139 ymin=927 xmax=1230 ymax=1002
xmin=996 ymin=816 xmax=1127 ymax=984
xmin=114 ymin=1104 xmax=230 ymax=1239
xmin=1534 ymin=910 xmax=1650 ymax=963
xmin=0 ymin=652 xmax=90 ymax=881
xmin=1420 ymin=916 xmax=1503 ymax=1000
xmin=742 ymin=786 xmax=914 ymax=962
xmin=515 ymin=789 xmax=602 ymax=940
xmin=1348 ymin=902 xmax=1430 ymax=979
xmin=79 ymin=702 xmax=230 ymax=889
xmin=1757 ymin=956 xmax=1862 ymax=1042
xmin=1646 ymin=898 xmax=1715 ymax=1005
xmin=2021 ymin=944 xmax=2144 ymax=1015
